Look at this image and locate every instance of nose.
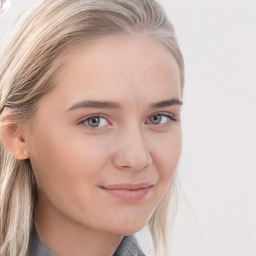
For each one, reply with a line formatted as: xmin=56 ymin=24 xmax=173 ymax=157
xmin=112 ymin=127 xmax=152 ymax=171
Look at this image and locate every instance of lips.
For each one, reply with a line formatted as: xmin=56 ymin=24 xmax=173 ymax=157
xmin=102 ymin=182 xmax=153 ymax=190
xmin=100 ymin=183 xmax=154 ymax=201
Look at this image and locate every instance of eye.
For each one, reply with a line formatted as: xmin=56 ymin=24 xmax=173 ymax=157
xmin=148 ymin=114 xmax=175 ymax=125
xmin=82 ymin=116 xmax=108 ymax=128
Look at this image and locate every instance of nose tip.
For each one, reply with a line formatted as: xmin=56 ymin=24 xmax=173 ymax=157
xmin=115 ymin=154 xmax=152 ymax=171
xmin=112 ymin=132 xmax=152 ymax=171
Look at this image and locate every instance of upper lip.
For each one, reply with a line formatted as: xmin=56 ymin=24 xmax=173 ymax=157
xmin=100 ymin=182 xmax=154 ymax=190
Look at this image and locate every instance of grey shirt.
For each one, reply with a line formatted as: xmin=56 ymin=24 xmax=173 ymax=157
xmin=29 ymin=228 xmax=145 ymax=256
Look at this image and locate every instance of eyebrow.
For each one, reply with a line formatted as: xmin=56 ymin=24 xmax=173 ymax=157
xmin=66 ymin=98 xmax=182 ymax=112
xmin=66 ymin=100 xmax=120 ymax=111
xmin=150 ymin=98 xmax=183 ymax=108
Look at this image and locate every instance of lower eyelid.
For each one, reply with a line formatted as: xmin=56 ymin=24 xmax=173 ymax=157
xmin=87 ymin=116 xmax=107 ymax=126
xmin=77 ymin=113 xmax=177 ymax=126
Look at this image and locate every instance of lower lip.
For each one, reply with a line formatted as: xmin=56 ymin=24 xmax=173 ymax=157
xmin=101 ymin=187 xmax=152 ymax=201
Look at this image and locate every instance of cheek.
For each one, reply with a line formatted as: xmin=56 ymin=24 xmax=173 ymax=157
xmin=27 ymin=121 xmax=112 ymax=199
xmin=28 ymin=126 xmax=89 ymax=189
xmin=152 ymin=129 xmax=182 ymax=180
xmin=27 ymin=125 xmax=108 ymax=219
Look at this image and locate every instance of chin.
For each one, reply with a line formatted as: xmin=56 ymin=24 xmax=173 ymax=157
xmin=105 ymin=215 xmax=151 ymax=236
xmin=111 ymin=225 xmax=145 ymax=236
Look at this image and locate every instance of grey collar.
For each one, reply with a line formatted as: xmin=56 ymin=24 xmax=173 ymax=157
xmin=29 ymin=228 xmax=145 ymax=256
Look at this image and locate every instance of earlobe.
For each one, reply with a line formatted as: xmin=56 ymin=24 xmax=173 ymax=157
xmin=13 ymin=152 xmax=29 ymax=160
xmin=12 ymin=137 xmax=29 ymax=160
xmin=0 ymin=110 xmax=29 ymax=160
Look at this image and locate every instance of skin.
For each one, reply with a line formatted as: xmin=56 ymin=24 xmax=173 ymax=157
xmin=23 ymin=34 xmax=182 ymax=256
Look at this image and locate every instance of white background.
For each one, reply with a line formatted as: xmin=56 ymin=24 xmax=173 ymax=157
xmin=0 ymin=0 xmax=255 ymax=255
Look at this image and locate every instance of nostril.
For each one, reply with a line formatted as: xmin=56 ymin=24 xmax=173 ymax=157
xmin=113 ymin=153 xmax=152 ymax=171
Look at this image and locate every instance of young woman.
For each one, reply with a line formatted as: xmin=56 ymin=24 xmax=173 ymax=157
xmin=0 ymin=0 xmax=184 ymax=255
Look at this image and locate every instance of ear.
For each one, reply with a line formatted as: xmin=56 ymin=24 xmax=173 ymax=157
xmin=0 ymin=109 xmax=29 ymax=160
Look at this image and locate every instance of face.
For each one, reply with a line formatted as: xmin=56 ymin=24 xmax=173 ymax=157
xmin=26 ymin=34 xmax=182 ymax=235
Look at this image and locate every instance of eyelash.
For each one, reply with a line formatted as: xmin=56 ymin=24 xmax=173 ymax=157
xmin=147 ymin=113 xmax=177 ymax=124
xmin=78 ymin=112 xmax=177 ymax=128
xmin=78 ymin=115 xmax=110 ymax=128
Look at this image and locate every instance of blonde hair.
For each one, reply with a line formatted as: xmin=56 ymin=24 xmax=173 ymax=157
xmin=0 ymin=0 xmax=184 ymax=255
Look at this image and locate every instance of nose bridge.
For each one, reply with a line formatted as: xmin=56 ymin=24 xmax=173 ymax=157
xmin=112 ymin=124 xmax=152 ymax=171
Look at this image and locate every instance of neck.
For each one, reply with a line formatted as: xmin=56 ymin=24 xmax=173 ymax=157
xmin=34 ymin=196 xmax=124 ymax=256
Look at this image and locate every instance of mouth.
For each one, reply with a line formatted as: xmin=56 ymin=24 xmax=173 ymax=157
xmin=99 ymin=183 xmax=154 ymax=201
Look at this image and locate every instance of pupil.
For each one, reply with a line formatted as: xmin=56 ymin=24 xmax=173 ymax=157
xmin=89 ymin=117 xmax=99 ymax=127
xmin=151 ymin=115 xmax=161 ymax=124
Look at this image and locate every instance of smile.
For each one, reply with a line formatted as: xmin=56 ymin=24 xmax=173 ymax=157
xmin=100 ymin=183 xmax=154 ymax=201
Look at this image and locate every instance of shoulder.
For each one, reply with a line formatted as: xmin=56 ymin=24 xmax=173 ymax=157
xmin=29 ymin=228 xmax=56 ymax=256
xmin=113 ymin=235 xmax=145 ymax=256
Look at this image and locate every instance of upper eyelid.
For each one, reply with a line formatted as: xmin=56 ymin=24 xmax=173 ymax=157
xmin=77 ymin=114 xmax=109 ymax=124
xmin=147 ymin=111 xmax=176 ymax=119
xmin=77 ymin=111 xmax=177 ymax=124
xmin=78 ymin=116 xmax=110 ymax=129
xmin=147 ymin=113 xmax=176 ymax=123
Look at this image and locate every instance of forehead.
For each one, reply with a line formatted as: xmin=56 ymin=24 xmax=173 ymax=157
xmin=50 ymin=34 xmax=181 ymax=107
